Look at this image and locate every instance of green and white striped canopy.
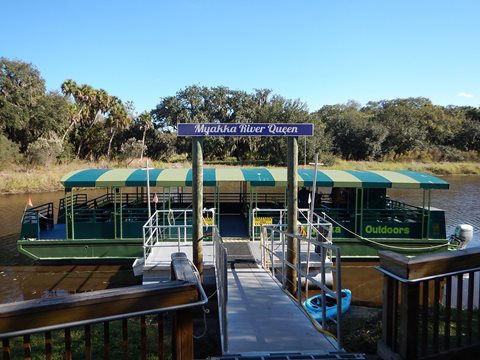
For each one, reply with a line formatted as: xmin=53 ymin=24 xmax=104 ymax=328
xmin=61 ymin=168 xmax=449 ymax=190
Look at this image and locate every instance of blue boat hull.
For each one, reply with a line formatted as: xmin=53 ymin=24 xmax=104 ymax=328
xmin=303 ymin=289 xmax=351 ymax=321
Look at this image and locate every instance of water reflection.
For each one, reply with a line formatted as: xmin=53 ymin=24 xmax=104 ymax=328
xmin=0 ymin=190 xmax=140 ymax=304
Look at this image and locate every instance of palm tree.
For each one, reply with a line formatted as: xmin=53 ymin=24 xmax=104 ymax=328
xmin=60 ymin=79 xmax=81 ymax=141
xmin=106 ymin=100 xmax=131 ymax=160
xmin=137 ymin=111 xmax=153 ymax=160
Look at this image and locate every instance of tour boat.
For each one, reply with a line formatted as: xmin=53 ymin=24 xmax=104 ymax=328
xmin=18 ymin=168 xmax=451 ymax=261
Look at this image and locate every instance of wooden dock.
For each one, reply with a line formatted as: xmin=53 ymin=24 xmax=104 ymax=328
xmin=140 ymin=239 xmax=348 ymax=357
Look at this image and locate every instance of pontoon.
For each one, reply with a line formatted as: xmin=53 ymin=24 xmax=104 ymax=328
xmin=18 ymin=168 xmax=450 ymax=261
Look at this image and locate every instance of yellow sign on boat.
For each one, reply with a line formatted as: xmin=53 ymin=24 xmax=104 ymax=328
xmin=255 ymin=217 xmax=273 ymax=225
xmin=203 ymin=217 xmax=213 ymax=225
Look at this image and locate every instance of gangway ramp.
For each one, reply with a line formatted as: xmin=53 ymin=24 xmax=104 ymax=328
xmin=223 ymin=240 xmax=338 ymax=355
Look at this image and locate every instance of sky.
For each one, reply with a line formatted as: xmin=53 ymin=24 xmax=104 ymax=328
xmin=1 ymin=0 xmax=479 ymax=114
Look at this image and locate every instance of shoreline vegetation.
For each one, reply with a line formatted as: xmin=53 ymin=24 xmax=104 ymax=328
xmin=1 ymin=159 xmax=479 ymax=195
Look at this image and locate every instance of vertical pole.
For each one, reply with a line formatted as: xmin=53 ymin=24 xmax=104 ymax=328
xmin=426 ymin=189 xmax=431 ymax=239
xmin=71 ymin=189 xmax=75 ymax=240
xmin=192 ymin=137 xmax=204 ymax=279
xmin=65 ymin=190 xmax=69 ymax=240
xmin=307 ymin=154 xmax=318 ymax=238
xmin=304 ymin=136 xmax=307 ymax=167
xmin=146 ymin=160 xmax=152 ymax=219
xmin=114 ymin=188 xmax=117 ymax=239
xmin=120 ymin=188 xmax=123 ymax=239
xmin=287 ymin=137 xmax=298 ymax=296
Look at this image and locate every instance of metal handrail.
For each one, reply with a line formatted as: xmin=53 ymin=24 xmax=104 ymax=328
xmin=259 ymin=225 xmax=343 ymax=349
xmin=143 ymin=208 xmax=216 ymax=264
xmin=212 ymin=228 xmax=228 ymax=353
xmin=251 ymin=208 xmax=331 ymax=241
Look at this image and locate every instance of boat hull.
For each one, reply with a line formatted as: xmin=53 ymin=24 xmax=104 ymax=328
xmin=17 ymin=236 xmax=449 ymax=261
xmin=332 ymin=237 xmax=449 ymax=259
xmin=17 ymin=238 xmax=143 ymax=261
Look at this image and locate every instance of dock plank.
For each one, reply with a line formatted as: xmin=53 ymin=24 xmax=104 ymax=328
xmin=226 ymin=263 xmax=338 ymax=355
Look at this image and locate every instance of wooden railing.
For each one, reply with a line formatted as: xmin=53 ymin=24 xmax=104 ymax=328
xmin=0 ymin=253 xmax=207 ymax=360
xmin=376 ymin=248 xmax=480 ymax=359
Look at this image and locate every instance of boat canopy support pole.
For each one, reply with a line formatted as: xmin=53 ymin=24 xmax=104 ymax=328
xmin=120 ymin=187 xmax=123 ymax=239
xmin=71 ymin=188 xmax=75 ymax=240
xmin=421 ymin=189 xmax=432 ymax=239
xmin=65 ymin=189 xmax=69 ymax=240
xmin=355 ymin=188 xmax=364 ymax=236
xmin=114 ymin=187 xmax=117 ymax=239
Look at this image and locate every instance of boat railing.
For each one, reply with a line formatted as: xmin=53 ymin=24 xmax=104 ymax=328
xmin=82 ymin=193 xmax=115 ymax=209
xmin=297 ymin=209 xmax=333 ymax=241
xmin=362 ymin=207 xmax=423 ymax=223
xmin=66 ymin=193 xmax=168 ymax=213
xmin=315 ymin=206 xmax=351 ymax=221
xmin=251 ymin=208 xmax=287 ymax=240
xmin=212 ymin=227 xmax=228 ymax=353
xmin=259 ymin=224 xmax=343 ymax=349
xmin=71 ymin=208 xmax=113 ymax=223
xmin=58 ymin=194 xmax=88 ymax=223
xmin=166 ymin=192 xmax=285 ymax=206
xmin=0 ymin=254 xmax=208 ymax=359
xmin=21 ymin=202 xmax=55 ymax=239
xmin=376 ymin=248 xmax=480 ymax=359
xmin=143 ymin=209 xmax=216 ymax=264
xmin=251 ymin=208 xmax=330 ymax=241
xmin=387 ymin=198 xmax=423 ymax=211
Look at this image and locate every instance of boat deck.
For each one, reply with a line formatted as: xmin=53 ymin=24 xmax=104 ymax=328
xmin=39 ymin=224 xmax=66 ymax=240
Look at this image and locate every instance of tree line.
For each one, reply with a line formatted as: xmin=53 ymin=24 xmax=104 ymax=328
xmin=1 ymin=57 xmax=479 ymax=167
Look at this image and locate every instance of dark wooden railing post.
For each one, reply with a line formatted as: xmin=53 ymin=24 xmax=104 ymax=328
xmin=122 ymin=318 xmax=128 ymax=360
xmin=2 ymin=338 xmax=10 ymax=360
xmin=23 ymin=334 xmax=31 ymax=359
xmin=157 ymin=314 xmax=164 ymax=359
xmin=398 ymin=281 xmax=419 ymax=359
xmin=380 ymin=276 xmax=397 ymax=351
xmin=45 ymin=331 xmax=52 ymax=360
xmin=104 ymin=322 xmax=110 ymax=360
xmin=173 ymin=309 xmax=193 ymax=360
xmin=65 ymin=328 xmax=71 ymax=360
xmin=141 ymin=315 xmax=147 ymax=360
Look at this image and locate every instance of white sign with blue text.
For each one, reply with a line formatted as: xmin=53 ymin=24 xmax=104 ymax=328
xmin=177 ymin=123 xmax=314 ymax=137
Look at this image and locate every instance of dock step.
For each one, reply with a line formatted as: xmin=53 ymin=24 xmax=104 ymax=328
xmin=209 ymin=351 xmax=366 ymax=359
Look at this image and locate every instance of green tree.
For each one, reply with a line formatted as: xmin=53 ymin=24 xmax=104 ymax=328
xmin=448 ymin=106 xmax=480 ymax=151
xmin=105 ymin=99 xmax=131 ymax=160
xmin=61 ymin=79 xmax=131 ymax=159
xmin=317 ymin=101 xmax=387 ymax=160
xmin=25 ymin=132 xmax=63 ymax=166
xmin=0 ymin=58 xmax=69 ymax=151
xmin=0 ymin=134 xmax=21 ymax=167
xmin=151 ymin=85 xmax=323 ymax=163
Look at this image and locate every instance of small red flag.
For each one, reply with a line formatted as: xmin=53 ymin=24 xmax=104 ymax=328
xmin=27 ymin=197 xmax=33 ymax=207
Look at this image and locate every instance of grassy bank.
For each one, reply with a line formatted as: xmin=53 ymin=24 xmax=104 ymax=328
xmin=1 ymin=159 xmax=480 ymax=194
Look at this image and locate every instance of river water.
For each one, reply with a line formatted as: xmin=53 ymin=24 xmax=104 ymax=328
xmin=0 ymin=176 xmax=479 ymax=306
